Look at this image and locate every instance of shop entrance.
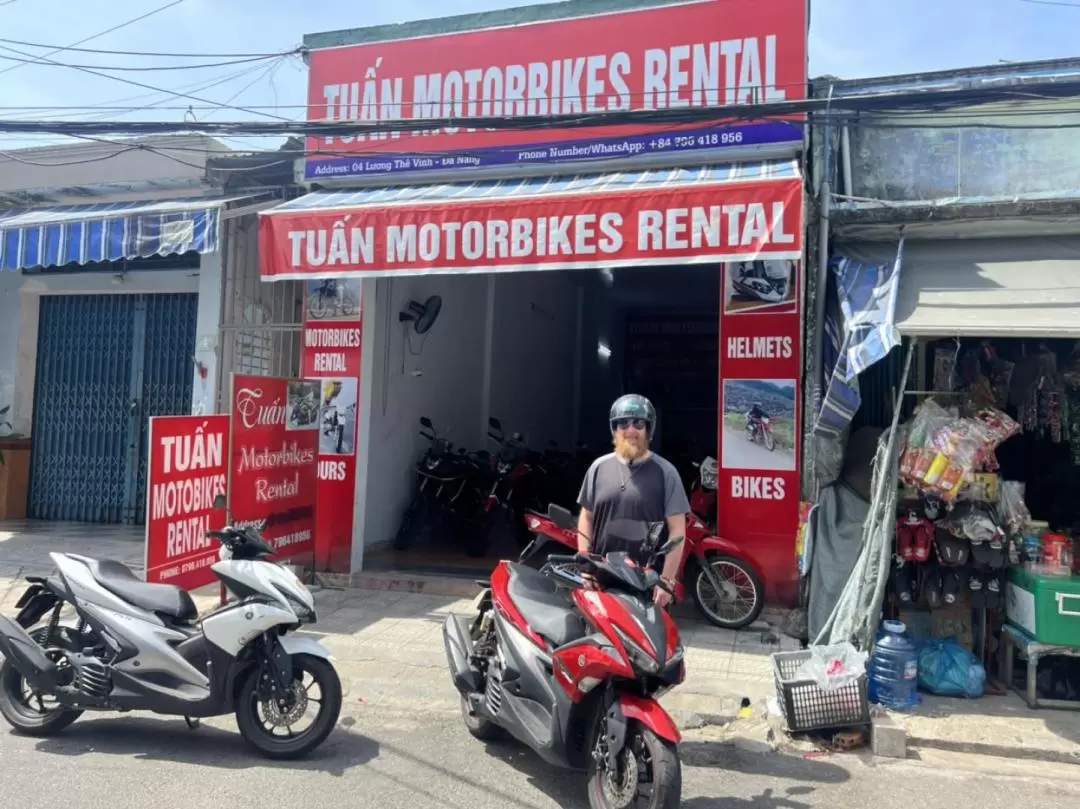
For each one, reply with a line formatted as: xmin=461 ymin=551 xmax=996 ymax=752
xmin=361 ymin=263 xmax=725 ymax=576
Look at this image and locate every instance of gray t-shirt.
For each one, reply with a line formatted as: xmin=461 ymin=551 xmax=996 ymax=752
xmin=577 ymin=452 xmax=691 ymax=562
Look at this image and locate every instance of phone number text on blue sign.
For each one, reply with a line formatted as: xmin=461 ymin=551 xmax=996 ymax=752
xmin=304 ymin=121 xmax=801 ymax=180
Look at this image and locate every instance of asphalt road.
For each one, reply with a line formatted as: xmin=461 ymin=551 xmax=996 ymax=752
xmin=3 ymin=702 xmax=1080 ymax=809
xmin=721 ymin=426 xmax=796 ymax=472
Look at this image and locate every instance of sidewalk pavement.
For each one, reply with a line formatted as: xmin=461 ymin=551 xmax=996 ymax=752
xmin=6 ymin=519 xmax=1080 ymax=772
xmin=0 ymin=520 xmax=791 ymax=729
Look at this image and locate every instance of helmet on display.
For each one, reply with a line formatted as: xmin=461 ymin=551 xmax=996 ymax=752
xmin=753 ymin=401 xmax=762 ymax=408
xmin=609 ymin=394 xmax=656 ymax=434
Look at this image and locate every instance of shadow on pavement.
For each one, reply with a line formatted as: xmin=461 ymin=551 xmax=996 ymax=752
xmin=24 ymin=716 xmax=379 ymax=776
xmin=371 ymin=733 xmax=582 ymax=808
xmin=680 ymin=740 xmax=851 ymax=782
xmin=463 ymin=734 xmax=851 ymax=809
xmin=683 ymin=785 xmax=819 ymax=809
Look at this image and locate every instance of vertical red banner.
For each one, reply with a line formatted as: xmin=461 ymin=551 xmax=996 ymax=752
xmin=717 ymin=260 xmax=803 ymax=605
xmin=144 ymin=415 xmax=230 ymax=589
xmin=301 ymin=279 xmax=362 ymax=573
xmin=228 ymin=374 xmax=319 ymax=560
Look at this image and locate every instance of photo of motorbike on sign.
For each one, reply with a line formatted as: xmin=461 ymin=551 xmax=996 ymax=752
xmin=721 ymin=379 xmax=797 ymax=473
xmin=319 ymin=379 xmax=357 ymax=456
xmin=723 ymin=259 xmax=797 ymax=314
xmin=286 ymin=381 xmax=321 ymax=431
xmin=306 ymin=278 xmax=360 ymax=322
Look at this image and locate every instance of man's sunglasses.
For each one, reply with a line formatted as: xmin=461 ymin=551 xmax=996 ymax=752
xmin=613 ymin=418 xmax=648 ymax=431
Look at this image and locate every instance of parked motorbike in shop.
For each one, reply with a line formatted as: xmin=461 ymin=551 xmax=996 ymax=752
xmin=394 ymin=417 xmax=488 ymax=552
xmin=521 ymin=456 xmax=764 ymax=630
xmin=443 ymin=503 xmax=685 ymax=809
xmin=0 ymin=495 xmax=341 ymax=759
xmin=478 ymin=417 xmax=550 ymax=554
xmin=746 ymin=416 xmax=777 ymax=452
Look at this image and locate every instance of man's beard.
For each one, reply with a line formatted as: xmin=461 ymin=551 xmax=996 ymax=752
xmin=614 ymin=432 xmax=649 ymax=461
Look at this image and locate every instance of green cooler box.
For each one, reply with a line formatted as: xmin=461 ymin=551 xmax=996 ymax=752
xmin=1006 ymin=567 xmax=1080 ymax=646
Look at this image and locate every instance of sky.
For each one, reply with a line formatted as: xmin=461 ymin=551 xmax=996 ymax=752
xmin=0 ymin=0 xmax=1076 ymax=152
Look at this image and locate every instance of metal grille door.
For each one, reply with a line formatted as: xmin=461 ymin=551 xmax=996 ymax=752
xmin=29 ymin=293 xmax=197 ymax=524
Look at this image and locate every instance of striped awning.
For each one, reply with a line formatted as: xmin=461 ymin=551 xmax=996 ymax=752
xmin=0 ymin=195 xmax=248 ymax=271
xmin=270 ymin=159 xmax=802 ymax=213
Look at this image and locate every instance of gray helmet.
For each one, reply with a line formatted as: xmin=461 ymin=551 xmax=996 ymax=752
xmin=609 ymin=394 xmax=656 ymax=434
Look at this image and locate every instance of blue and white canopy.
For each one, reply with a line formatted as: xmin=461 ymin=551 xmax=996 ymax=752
xmin=0 ymin=195 xmax=251 ymax=271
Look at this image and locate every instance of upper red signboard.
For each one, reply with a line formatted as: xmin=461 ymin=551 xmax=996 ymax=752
xmin=304 ymin=0 xmax=808 ymax=180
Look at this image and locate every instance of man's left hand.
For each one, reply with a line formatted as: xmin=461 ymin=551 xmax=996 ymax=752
xmin=653 ymin=586 xmax=673 ymax=608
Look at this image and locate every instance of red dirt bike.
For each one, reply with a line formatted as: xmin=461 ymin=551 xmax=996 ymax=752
xmin=746 ymin=415 xmax=777 ymax=452
xmin=444 ymin=504 xmax=685 ymax=809
xmin=522 ymin=457 xmax=764 ymax=630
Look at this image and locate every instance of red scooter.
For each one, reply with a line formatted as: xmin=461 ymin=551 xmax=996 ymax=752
xmin=522 ymin=456 xmax=764 ymax=630
xmin=444 ymin=504 xmax=684 ymax=809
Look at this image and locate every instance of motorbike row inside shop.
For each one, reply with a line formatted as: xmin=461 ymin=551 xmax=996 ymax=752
xmin=393 ymin=415 xmax=765 ymax=630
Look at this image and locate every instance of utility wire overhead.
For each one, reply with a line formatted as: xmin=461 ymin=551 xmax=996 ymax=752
xmin=0 ymin=77 xmax=1078 ymax=138
xmin=0 ymin=37 xmax=303 ymax=59
xmin=0 ymin=40 xmax=296 ymax=122
xmin=0 ymin=50 xmax=300 ymax=72
xmin=0 ymin=0 xmax=187 ymax=77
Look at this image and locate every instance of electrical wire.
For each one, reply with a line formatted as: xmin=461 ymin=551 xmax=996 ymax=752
xmin=0 ymin=38 xmax=302 ymax=59
xmin=0 ymin=0 xmax=188 ymax=77
xmin=0 ymin=77 xmax=1078 ymax=139
xmin=0 ymin=40 xmax=297 ymax=122
xmin=0 ymin=51 xmax=299 ymax=72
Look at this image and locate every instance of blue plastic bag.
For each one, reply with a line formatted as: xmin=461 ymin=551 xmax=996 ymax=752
xmin=917 ymin=638 xmax=986 ymax=698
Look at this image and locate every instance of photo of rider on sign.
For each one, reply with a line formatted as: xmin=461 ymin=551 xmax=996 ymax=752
xmin=144 ymin=415 xmax=230 ymax=591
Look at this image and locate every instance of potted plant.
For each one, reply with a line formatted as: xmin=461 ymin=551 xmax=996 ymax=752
xmin=0 ymin=405 xmax=31 ymax=518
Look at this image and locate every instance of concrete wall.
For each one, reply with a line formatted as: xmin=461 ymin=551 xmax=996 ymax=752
xmin=487 ymin=271 xmax=581 ymax=453
xmin=359 ymin=272 xmax=490 ymax=554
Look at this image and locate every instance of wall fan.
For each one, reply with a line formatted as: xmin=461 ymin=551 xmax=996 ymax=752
xmin=398 ymin=295 xmax=442 ymax=376
xmin=398 ymin=295 xmax=442 ymax=334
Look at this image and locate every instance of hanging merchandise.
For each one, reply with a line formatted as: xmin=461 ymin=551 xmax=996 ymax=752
xmin=999 ymin=481 xmax=1033 ymax=537
xmin=983 ymin=342 xmax=1016 ymax=411
xmin=896 ymin=511 xmax=934 ymax=563
xmin=933 ymin=345 xmax=958 ymax=393
xmin=1019 ymin=343 xmax=1062 ymax=439
xmin=899 ymin=399 xmax=1020 ymax=502
xmin=957 ymin=345 xmax=996 ymax=409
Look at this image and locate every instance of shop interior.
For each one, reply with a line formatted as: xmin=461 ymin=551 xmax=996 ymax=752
xmin=360 ymin=263 xmax=725 ymax=575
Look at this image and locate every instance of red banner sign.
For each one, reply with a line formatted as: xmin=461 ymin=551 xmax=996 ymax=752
xmin=302 ymin=322 xmax=363 ymax=378
xmin=260 ymin=178 xmax=803 ymax=279
xmin=228 ymin=375 xmax=319 ymax=560
xmin=304 ymin=0 xmax=807 ymax=179
xmin=144 ymin=415 xmax=230 ymax=590
xmin=301 ymin=279 xmax=363 ymax=573
xmin=717 ymin=260 xmax=802 ymax=605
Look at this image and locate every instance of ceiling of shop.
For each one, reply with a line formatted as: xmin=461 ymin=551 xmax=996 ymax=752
xmin=575 ymin=265 xmax=722 ymax=309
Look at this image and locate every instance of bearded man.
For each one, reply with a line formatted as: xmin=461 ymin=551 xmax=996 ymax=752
xmin=575 ymin=394 xmax=691 ymax=607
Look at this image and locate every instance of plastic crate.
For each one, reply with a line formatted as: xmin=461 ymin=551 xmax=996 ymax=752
xmin=771 ymin=648 xmax=870 ymax=734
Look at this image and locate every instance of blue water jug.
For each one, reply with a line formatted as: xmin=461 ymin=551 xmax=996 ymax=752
xmin=868 ymin=620 xmax=920 ymax=710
